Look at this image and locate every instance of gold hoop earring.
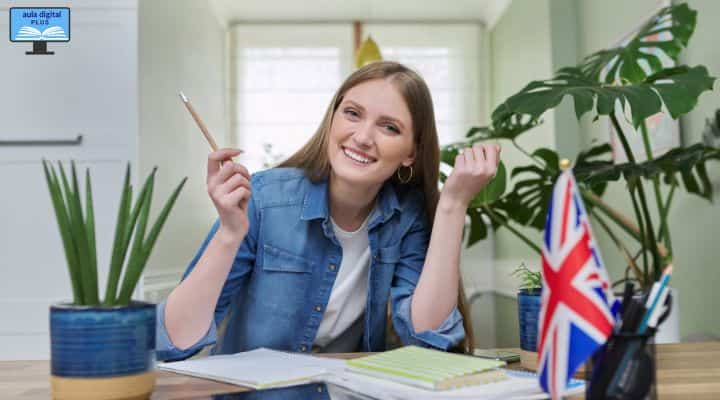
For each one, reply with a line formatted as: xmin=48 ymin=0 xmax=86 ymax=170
xmin=397 ymin=165 xmax=413 ymax=184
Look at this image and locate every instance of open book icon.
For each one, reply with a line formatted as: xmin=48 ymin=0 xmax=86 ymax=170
xmin=16 ymin=26 xmax=68 ymax=40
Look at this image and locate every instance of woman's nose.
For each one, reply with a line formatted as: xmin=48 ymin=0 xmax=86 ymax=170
xmin=352 ymin=122 xmax=375 ymax=148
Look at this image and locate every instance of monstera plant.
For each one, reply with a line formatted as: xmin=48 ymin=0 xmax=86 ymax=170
xmin=444 ymin=3 xmax=719 ymax=290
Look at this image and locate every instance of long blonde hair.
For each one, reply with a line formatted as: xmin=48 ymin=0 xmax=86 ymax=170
xmin=278 ymin=61 xmax=474 ymax=353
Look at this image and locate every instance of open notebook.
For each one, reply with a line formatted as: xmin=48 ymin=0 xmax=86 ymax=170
xmin=345 ymin=346 xmax=507 ymax=390
xmin=157 ymin=348 xmax=345 ymax=389
xmin=158 ymin=346 xmax=585 ymax=398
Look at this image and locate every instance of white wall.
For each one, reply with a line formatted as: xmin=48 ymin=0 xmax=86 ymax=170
xmin=139 ymin=0 xmax=228 ymax=287
xmin=0 ymin=0 xmax=139 ymax=359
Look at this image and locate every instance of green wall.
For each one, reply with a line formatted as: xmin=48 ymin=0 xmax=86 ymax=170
xmin=490 ymin=0 xmax=554 ymax=264
xmin=576 ymin=0 xmax=720 ymax=339
xmin=489 ymin=0 xmax=720 ymax=345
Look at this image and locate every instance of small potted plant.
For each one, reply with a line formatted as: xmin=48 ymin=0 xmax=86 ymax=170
xmin=43 ymin=160 xmax=185 ymax=400
xmin=511 ymin=264 xmax=542 ymax=355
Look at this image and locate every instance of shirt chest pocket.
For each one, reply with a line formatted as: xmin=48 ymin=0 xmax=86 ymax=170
xmin=376 ymin=242 xmax=401 ymax=264
xmin=261 ymin=244 xmax=313 ymax=274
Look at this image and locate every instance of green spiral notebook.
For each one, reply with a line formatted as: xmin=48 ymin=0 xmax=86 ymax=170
xmin=345 ymin=346 xmax=508 ymax=390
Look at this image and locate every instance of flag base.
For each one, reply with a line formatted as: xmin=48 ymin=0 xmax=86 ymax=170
xmin=521 ymin=350 xmax=588 ymax=379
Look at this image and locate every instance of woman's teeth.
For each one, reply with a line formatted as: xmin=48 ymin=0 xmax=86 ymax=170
xmin=343 ymin=147 xmax=375 ymax=164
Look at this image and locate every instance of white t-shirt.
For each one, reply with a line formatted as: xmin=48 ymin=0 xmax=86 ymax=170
xmin=313 ymin=211 xmax=373 ymax=351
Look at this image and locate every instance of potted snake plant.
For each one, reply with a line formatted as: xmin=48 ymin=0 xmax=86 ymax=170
xmin=43 ymin=160 xmax=185 ymax=400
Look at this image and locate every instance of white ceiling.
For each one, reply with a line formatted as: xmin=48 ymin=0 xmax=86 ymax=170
xmin=209 ymin=0 xmax=511 ymax=28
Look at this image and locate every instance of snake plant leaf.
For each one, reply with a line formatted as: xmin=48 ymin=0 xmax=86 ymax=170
xmin=84 ymin=168 xmax=98 ymax=305
xmin=116 ymin=176 xmax=187 ymax=305
xmin=116 ymin=170 xmax=155 ymax=305
xmin=582 ymin=3 xmax=697 ymax=84
xmin=140 ymin=177 xmax=188 ymax=258
xmin=491 ymin=65 xmax=714 ymax=130
xmin=105 ymin=164 xmax=132 ymax=305
xmin=105 ymin=166 xmax=156 ymax=303
xmin=70 ymin=161 xmax=99 ymax=305
xmin=57 ymin=162 xmax=96 ymax=305
xmin=71 ymin=163 xmax=99 ymax=304
xmin=42 ymin=160 xmax=84 ymax=304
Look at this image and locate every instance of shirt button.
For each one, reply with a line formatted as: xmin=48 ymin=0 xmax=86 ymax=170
xmin=329 ymin=264 xmax=337 ymax=272
xmin=317 ymin=385 xmax=324 ymax=393
xmin=300 ymin=345 xmax=307 ymax=352
xmin=314 ymin=304 xmax=323 ymax=312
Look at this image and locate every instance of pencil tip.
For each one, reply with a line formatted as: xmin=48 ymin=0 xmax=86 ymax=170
xmin=179 ymin=91 xmax=188 ymax=102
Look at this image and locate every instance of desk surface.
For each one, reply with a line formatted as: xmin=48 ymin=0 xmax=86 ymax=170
xmin=2 ymin=342 xmax=719 ymax=399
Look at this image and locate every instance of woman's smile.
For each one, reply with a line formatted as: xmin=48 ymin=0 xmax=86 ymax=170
xmin=341 ymin=145 xmax=377 ymax=166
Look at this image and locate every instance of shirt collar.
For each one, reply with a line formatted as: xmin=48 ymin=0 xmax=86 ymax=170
xmin=301 ymin=178 xmax=402 ymax=224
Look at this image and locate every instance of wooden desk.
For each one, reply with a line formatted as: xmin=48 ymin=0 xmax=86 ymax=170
xmin=2 ymin=342 xmax=719 ymax=399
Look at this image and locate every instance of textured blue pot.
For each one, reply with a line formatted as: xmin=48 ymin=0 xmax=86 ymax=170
xmin=50 ymin=301 xmax=156 ymax=378
xmin=518 ymin=289 xmax=541 ymax=352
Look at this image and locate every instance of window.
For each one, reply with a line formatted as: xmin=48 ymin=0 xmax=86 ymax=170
xmin=230 ymin=23 xmax=485 ymax=173
xmin=363 ymin=24 xmax=484 ymax=147
xmin=230 ymin=24 xmax=352 ymax=172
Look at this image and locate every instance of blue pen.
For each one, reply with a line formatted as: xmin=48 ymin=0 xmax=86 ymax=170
xmin=607 ymin=265 xmax=673 ymax=396
xmin=637 ymin=265 xmax=673 ymax=334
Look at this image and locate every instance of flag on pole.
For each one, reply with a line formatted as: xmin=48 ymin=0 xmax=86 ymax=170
xmin=538 ymin=170 xmax=620 ymax=398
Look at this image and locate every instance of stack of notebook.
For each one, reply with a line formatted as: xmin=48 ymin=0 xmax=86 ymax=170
xmin=345 ymin=346 xmax=508 ymax=390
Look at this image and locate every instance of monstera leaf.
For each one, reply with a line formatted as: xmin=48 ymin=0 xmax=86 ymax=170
xmin=574 ymin=143 xmax=614 ymax=195
xmin=582 ymin=3 xmax=696 ymax=84
xmin=464 ymin=114 xmax=541 ymax=141
xmin=504 ymin=148 xmax=559 ymax=230
xmin=574 ymin=143 xmax=720 ymax=201
xmin=504 ymin=143 xmax=613 ymax=231
xmin=466 ymin=162 xmax=507 ymax=246
xmin=491 ymin=65 xmax=714 ymax=129
xmin=439 ymin=115 xmax=541 ymax=158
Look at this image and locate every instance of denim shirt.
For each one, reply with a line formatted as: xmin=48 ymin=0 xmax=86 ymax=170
xmin=156 ymin=167 xmax=465 ymax=361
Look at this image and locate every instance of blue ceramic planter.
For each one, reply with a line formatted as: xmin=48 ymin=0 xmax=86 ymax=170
xmin=518 ymin=289 xmax=541 ymax=352
xmin=50 ymin=301 xmax=156 ymax=378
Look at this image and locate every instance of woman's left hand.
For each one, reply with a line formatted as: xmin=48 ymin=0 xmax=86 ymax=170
xmin=441 ymin=143 xmax=501 ymax=207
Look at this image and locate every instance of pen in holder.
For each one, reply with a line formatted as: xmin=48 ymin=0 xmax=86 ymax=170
xmin=587 ymin=291 xmax=672 ymax=400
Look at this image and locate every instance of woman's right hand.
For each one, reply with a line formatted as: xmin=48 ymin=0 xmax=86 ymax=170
xmin=207 ymin=148 xmax=251 ymax=242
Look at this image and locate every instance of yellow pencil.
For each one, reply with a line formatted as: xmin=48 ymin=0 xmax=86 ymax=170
xmin=178 ymin=91 xmax=220 ymax=151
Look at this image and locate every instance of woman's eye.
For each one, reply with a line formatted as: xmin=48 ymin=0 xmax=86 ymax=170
xmin=344 ymin=108 xmax=359 ymax=117
xmin=384 ymin=124 xmax=400 ymax=133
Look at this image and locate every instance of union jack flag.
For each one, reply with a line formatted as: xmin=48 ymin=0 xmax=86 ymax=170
xmin=538 ymin=170 xmax=620 ymax=398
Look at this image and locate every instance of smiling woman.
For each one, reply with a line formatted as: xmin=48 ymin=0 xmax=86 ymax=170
xmin=157 ymin=61 xmax=500 ymax=361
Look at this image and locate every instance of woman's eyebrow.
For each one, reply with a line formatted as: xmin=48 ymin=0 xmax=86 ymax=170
xmin=344 ymin=100 xmax=406 ymax=130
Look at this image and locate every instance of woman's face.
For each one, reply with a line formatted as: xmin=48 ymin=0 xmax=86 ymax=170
xmin=327 ymin=79 xmax=416 ymax=188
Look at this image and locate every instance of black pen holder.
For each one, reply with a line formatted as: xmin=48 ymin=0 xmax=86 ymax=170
xmin=586 ymin=331 xmax=657 ymax=400
xmin=587 ymin=290 xmax=672 ymax=400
